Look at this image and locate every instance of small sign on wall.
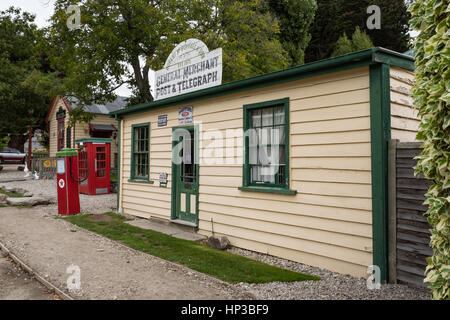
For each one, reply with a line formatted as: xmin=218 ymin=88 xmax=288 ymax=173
xmin=178 ymin=106 xmax=193 ymax=125
xmin=158 ymin=114 xmax=167 ymax=127
xmin=159 ymin=172 xmax=168 ymax=188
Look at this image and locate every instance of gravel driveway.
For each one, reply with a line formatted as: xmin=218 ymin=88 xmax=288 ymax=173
xmin=0 ymin=164 xmax=431 ymax=300
xmin=0 ymin=164 xmax=116 ymax=214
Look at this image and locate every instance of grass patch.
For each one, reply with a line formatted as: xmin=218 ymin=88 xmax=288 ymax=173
xmin=65 ymin=213 xmax=320 ymax=284
xmin=0 ymin=189 xmax=23 ymax=198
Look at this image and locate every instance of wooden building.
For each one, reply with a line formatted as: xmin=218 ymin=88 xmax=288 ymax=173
xmin=110 ymin=48 xmax=418 ymax=280
xmin=46 ymin=96 xmax=127 ymax=168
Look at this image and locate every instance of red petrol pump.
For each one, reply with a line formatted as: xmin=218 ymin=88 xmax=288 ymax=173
xmin=76 ymin=138 xmax=111 ymax=195
xmin=56 ymin=148 xmax=84 ymax=215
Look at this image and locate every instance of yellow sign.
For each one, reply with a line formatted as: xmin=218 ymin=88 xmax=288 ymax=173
xmin=43 ymin=160 xmax=51 ymax=168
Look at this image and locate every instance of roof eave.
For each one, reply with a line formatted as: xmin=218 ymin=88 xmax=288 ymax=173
xmin=110 ymin=47 xmax=414 ymax=119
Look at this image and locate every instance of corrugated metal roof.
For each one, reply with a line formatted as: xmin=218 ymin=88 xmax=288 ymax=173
xmin=70 ymin=96 xmax=128 ymax=115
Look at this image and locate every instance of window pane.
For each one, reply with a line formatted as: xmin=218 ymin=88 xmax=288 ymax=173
xmin=251 ymin=109 xmax=261 ymax=127
xmin=260 ymin=127 xmax=271 ymax=146
xmin=274 ymin=106 xmax=285 ymax=125
xmin=262 ymin=107 xmax=273 ymax=126
xmin=273 ymin=126 xmax=285 ymax=145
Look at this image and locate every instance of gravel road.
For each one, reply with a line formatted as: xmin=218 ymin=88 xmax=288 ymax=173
xmin=0 ymin=164 xmax=116 ymax=214
xmin=0 ymin=206 xmax=254 ymax=300
xmin=230 ymin=247 xmax=430 ymax=300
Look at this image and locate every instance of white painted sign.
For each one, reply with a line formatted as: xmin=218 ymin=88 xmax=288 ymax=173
xmin=58 ymin=179 xmax=65 ymax=189
xmin=178 ymin=106 xmax=193 ymax=125
xmin=154 ymin=39 xmax=222 ymax=100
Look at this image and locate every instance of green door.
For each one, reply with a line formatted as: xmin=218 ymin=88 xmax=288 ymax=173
xmin=171 ymin=126 xmax=199 ymax=225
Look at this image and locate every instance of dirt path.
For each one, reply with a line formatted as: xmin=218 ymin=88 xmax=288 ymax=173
xmin=0 ymin=206 xmax=253 ymax=300
xmin=0 ymin=253 xmax=57 ymax=300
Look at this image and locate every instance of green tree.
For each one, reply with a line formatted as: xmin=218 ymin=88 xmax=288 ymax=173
xmin=194 ymin=0 xmax=289 ymax=83
xmin=49 ymin=0 xmax=289 ymax=112
xmin=263 ymin=0 xmax=317 ymax=66
xmin=410 ymin=0 xmax=449 ymax=300
xmin=331 ymin=26 xmax=374 ymax=57
xmin=305 ymin=0 xmax=411 ymax=63
xmin=0 ymin=7 xmax=61 ymax=152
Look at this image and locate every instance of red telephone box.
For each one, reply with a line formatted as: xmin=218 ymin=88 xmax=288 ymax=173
xmin=56 ymin=148 xmax=80 ymax=215
xmin=76 ymin=138 xmax=111 ymax=195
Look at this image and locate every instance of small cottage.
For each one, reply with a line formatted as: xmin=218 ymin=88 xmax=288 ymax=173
xmin=46 ymin=96 xmax=127 ymax=168
xmin=110 ymin=47 xmax=418 ymax=280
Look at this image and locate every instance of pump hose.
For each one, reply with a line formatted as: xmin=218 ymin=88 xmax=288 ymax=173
xmin=69 ymin=150 xmax=89 ymax=183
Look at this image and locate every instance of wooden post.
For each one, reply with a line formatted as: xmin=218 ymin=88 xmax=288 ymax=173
xmin=27 ymin=108 xmax=33 ymax=170
xmin=388 ymin=139 xmax=398 ymax=284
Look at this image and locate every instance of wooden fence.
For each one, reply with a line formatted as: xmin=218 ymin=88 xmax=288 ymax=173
xmin=388 ymin=140 xmax=432 ymax=288
xmin=31 ymin=156 xmax=57 ymax=179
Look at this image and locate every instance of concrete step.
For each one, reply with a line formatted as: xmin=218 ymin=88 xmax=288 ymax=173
xmin=125 ymin=217 xmax=206 ymax=242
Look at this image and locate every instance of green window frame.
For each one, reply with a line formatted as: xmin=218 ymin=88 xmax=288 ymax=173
xmin=129 ymin=122 xmax=153 ymax=183
xmin=239 ymin=98 xmax=296 ymax=195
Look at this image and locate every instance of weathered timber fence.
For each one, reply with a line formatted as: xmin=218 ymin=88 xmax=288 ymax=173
xmin=388 ymin=140 xmax=432 ymax=288
xmin=31 ymin=157 xmax=57 ymax=179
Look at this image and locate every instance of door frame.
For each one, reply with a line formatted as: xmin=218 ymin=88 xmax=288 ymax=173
xmin=170 ymin=124 xmax=199 ymax=226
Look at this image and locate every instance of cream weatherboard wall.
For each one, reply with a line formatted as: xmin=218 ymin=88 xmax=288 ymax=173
xmin=48 ymin=97 xmax=119 ymax=166
xmin=390 ymin=67 xmax=420 ymax=141
xmin=119 ymin=66 xmax=373 ymax=277
xmin=48 ymin=98 xmax=74 ymax=156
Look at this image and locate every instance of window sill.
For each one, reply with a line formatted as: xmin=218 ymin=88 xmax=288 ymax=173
xmin=238 ymin=186 xmax=297 ymax=195
xmin=128 ymin=179 xmax=154 ymax=184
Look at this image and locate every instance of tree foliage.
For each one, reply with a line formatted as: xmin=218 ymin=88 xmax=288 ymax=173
xmin=410 ymin=0 xmax=449 ymax=300
xmin=0 ymin=7 xmax=61 ymax=151
xmin=263 ymin=0 xmax=317 ymax=66
xmin=305 ymin=0 xmax=411 ymax=63
xmin=331 ymin=26 xmax=374 ymax=57
xmin=49 ymin=0 xmax=290 ymax=111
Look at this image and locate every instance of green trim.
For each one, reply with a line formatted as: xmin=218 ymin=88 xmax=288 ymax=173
xmin=242 ymin=97 xmax=292 ymax=191
xmin=374 ymin=52 xmax=415 ymax=71
xmin=55 ymin=148 xmax=78 ymax=157
xmin=238 ymin=186 xmax=297 ymax=195
xmin=127 ymin=179 xmax=155 ymax=184
xmin=116 ymin=119 xmax=121 ymax=212
xmin=75 ymin=138 xmax=112 ymax=144
xmin=369 ymin=63 xmax=391 ymax=282
xmin=110 ymin=48 xmax=413 ymax=119
xmin=130 ymin=122 xmax=151 ymax=181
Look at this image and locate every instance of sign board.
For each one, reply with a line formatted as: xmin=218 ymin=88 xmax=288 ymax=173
xmin=159 ymin=172 xmax=168 ymax=187
xmin=154 ymin=39 xmax=222 ymax=100
xmin=158 ymin=114 xmax=167 ymax=127
xmin=178 ymin=106 xmax=193 ymax=125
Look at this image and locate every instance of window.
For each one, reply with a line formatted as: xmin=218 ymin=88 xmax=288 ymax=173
xmin=57 ymin=119 xmax=65 ymax=151
xmin=130 ymin=123 xmax=150 ymax=181
xmin=66 ymin=127 xmax=72 ymax=148
xmin=240 ymin=98 xmax=295 ymax=194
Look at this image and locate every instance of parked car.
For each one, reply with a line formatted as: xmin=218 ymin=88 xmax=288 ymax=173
xmin=0 ymin=147 xmax=27 ymax=164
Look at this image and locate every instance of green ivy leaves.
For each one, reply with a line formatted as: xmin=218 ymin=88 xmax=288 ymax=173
xmin=410 ymin=0 xmax=450 ymax=300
